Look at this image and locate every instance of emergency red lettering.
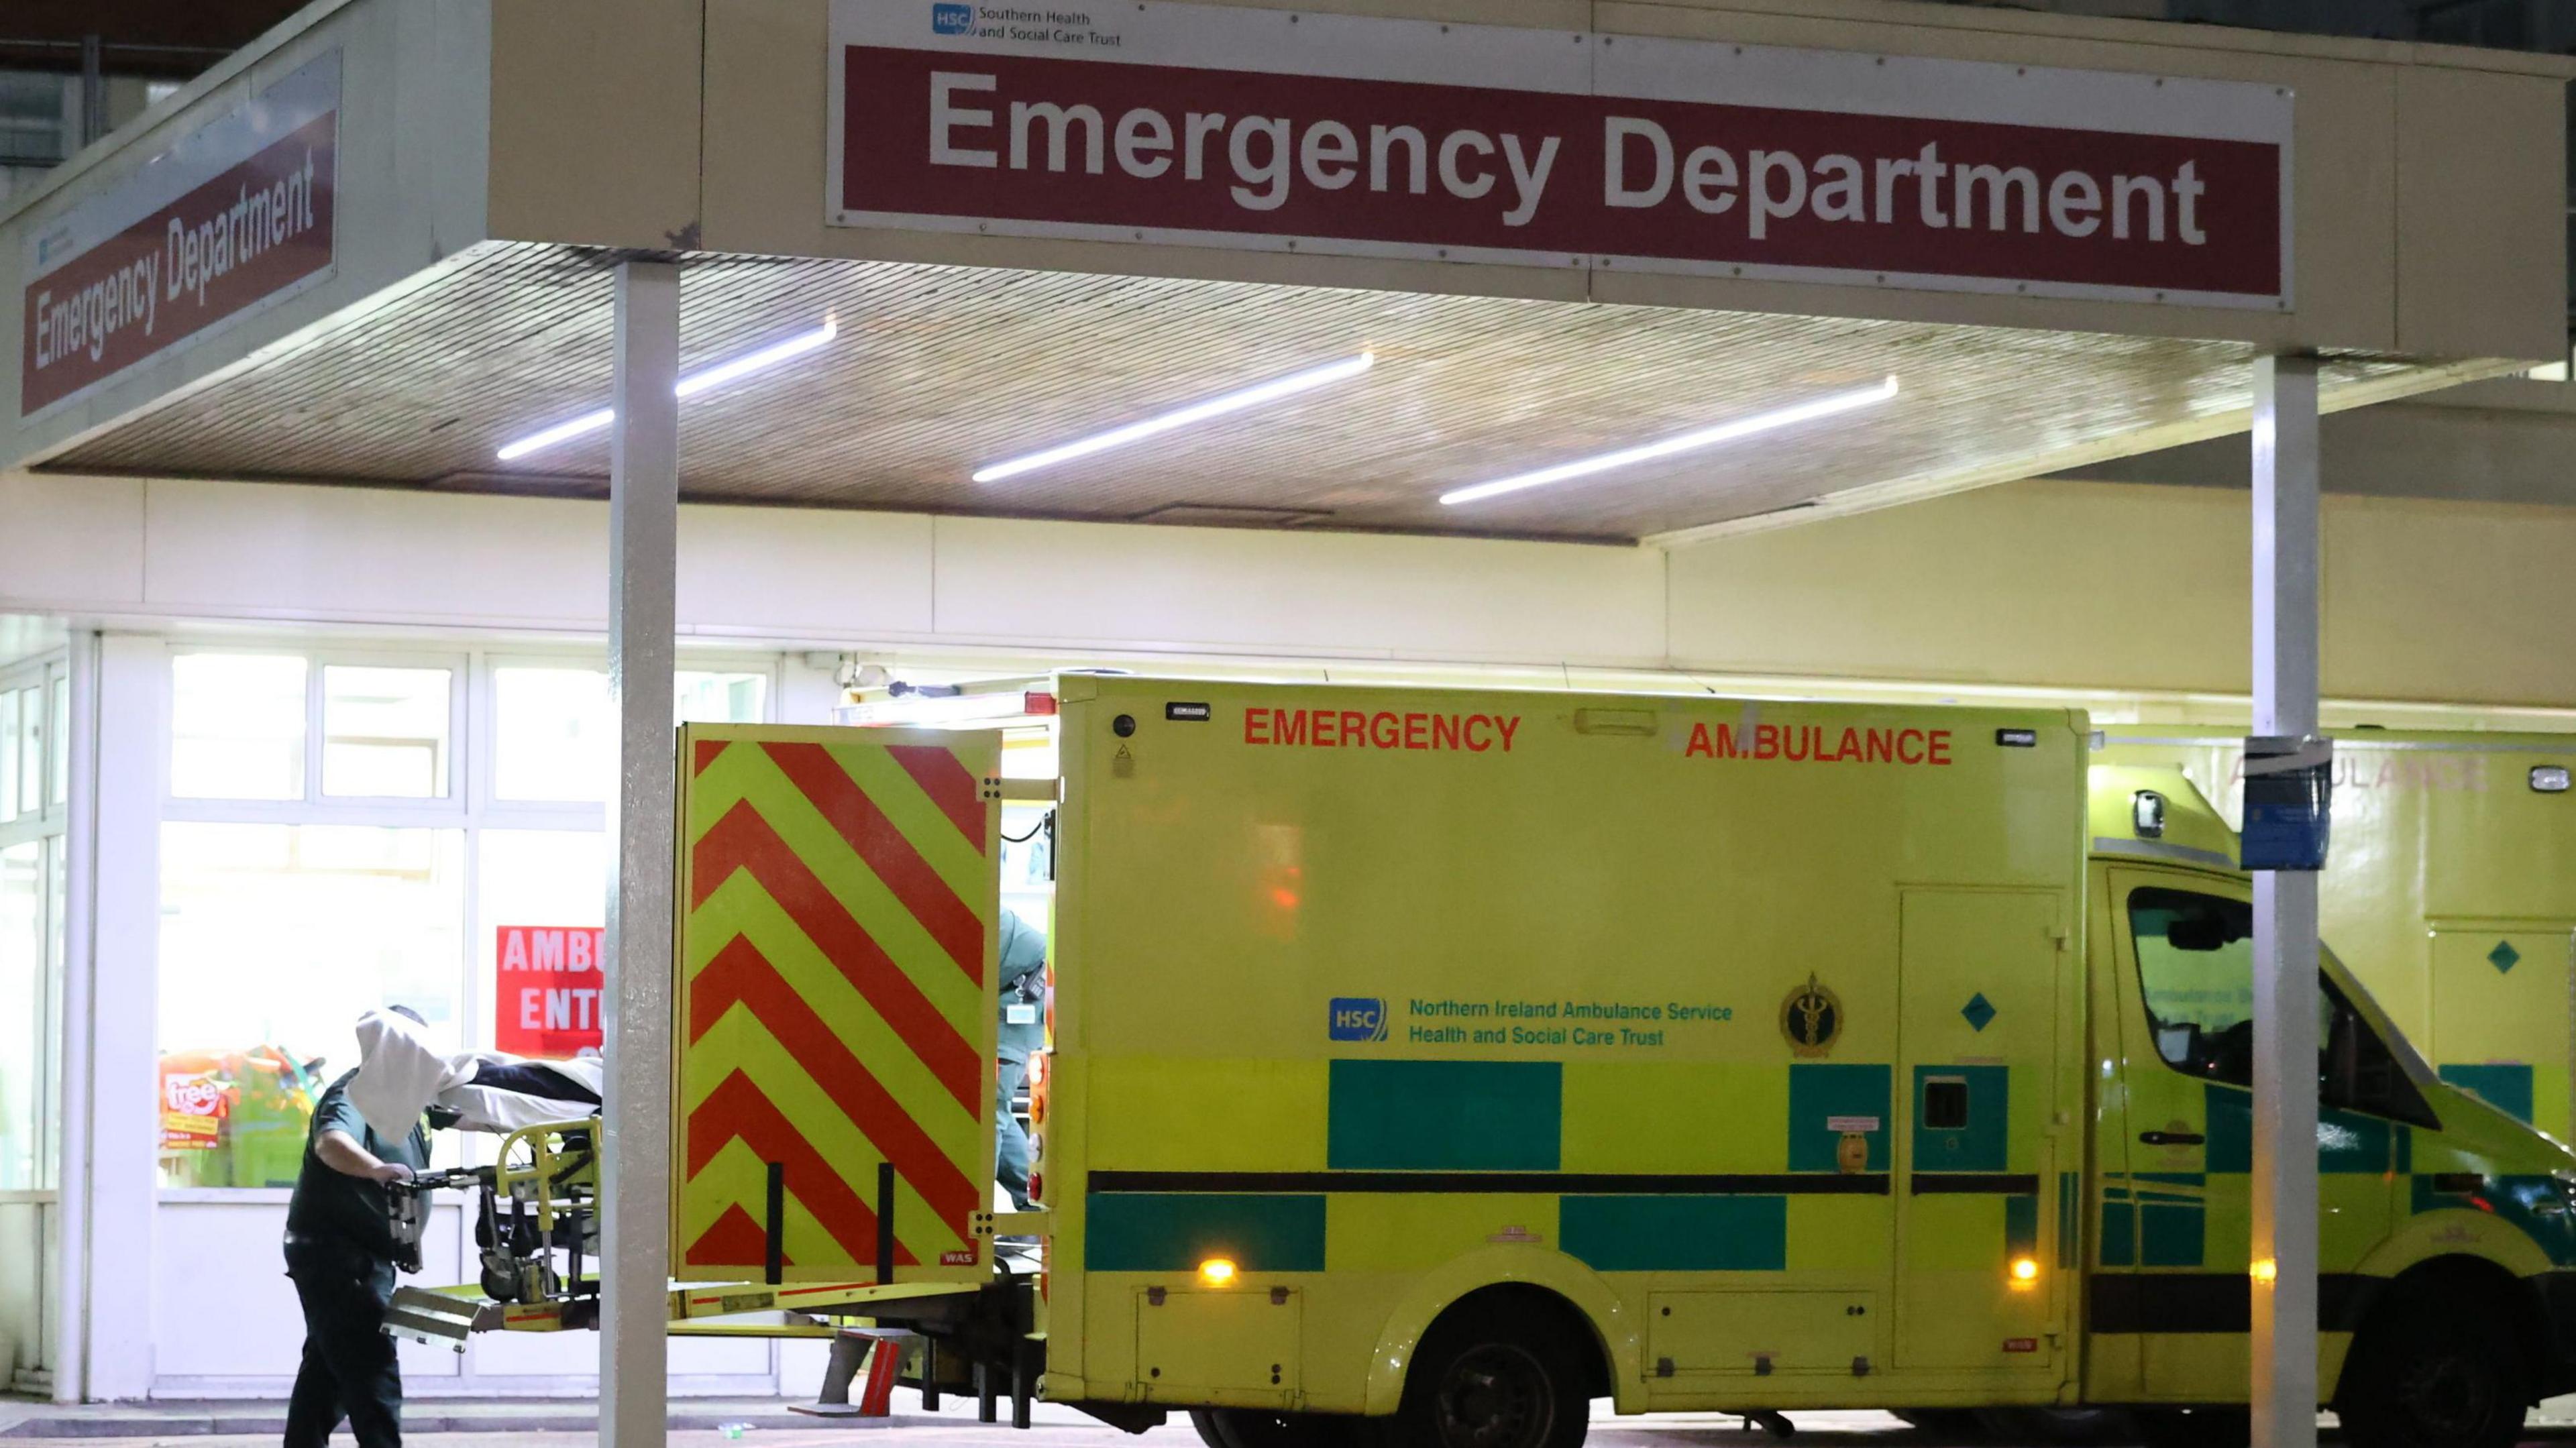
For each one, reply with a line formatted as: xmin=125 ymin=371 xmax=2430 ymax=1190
xmin=1370 ymin=712 xmax=1401 ymax=748
xmin=1784 ymin=726 xmax=1811 ymax=762
xmin=1837 ymin=728 xmax=1864 ymax=762
xmin=1432 ymin=714 xmax=1461 ymax=750
xmin=1340 ymin=710 xmax=1367 ymax=748
xmin=1496 ymin=716 xmax=1519 ymax=753
xmin=1313 ymin=711 xmax=1338 ymax=747
xmin=1898 ymin=729 xmax=1926 ymax=765
xmin=1754 ymin=724 xmax=1780 ymax=760
xmin=1403 ymin=713 xmax=1428 ymax=750
xmin=1686 ymin=722 xmax=1714 ymax=758
xmin=1867 ymin=729 xmax=1894 ymax=763
xmin=1276 ymin=709 xmax=1308 ymax=746
xmin=1238 ymin=704 xmax=1523 ymax=757
xmin=1245 ymin=708 xmax=1271 ymax=744
xmin=1928 ymin=729 xmax=1952 ymax=765
xmin=1463 ymin=715 xmax=1492 ymax=752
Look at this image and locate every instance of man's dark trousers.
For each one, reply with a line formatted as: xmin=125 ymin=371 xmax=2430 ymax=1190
xmin=283 ymin=1240 xmax=402 ymax=1448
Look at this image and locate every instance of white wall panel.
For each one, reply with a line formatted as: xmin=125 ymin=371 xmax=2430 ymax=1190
xmin=927 ymin=515 xmax=1668 ymax=665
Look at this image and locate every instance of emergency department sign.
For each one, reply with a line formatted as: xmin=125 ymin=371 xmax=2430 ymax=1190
xmin=829 ymin=2 xmax=2291 ymax=309
xmin=673 ymin=724 xmax=1000 ymax=1285
xmin=21 ymin=51 xmax=339 ymax=416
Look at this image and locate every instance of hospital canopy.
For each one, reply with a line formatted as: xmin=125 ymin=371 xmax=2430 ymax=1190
xmin=3 ymin=0 xmax=2566 ymax=543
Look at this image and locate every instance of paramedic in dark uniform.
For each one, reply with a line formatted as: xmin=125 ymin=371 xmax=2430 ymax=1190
xmin=282 ymin=1006 xmax=432 ymax=1448
xmin=995 ymin=910 xmax=1049 ymax=1213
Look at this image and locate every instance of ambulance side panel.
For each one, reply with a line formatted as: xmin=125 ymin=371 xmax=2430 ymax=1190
xmin=1046 ymin=678 xmax=2088 ymax=1413
xmin=2098 ymin=729 xmax=2576 ymax=1142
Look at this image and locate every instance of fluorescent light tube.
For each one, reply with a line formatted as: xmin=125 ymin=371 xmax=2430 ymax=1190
xmin=973 ymin=353 xmax=1375 ymax=484
xmin=495 ymin=317 xmax=839 ymax=462
xmin=1439 ymin=376 xmax=1900 ymax=507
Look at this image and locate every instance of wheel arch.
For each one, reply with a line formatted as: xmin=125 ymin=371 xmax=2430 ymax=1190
xmin=1359 ymin=1247 xmax=1639 ymax=1415
xmin=2330 ymin=1252 xmax=2551 ymax=1410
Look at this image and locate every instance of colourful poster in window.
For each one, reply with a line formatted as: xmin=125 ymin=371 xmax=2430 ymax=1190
xmin=160 ymin=1060 xmax=228 ymax=1150
xmin=495 ymin=925 xmax=605 ymax=1058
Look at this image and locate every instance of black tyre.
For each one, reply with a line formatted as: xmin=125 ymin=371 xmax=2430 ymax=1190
xmin=1385 ymin=1296 xmax=1591 ymax=1448
xmin=2338 ymin=1280 xmax=2530 ymax=1448
xmin=1193 ymin=1408 xmax=1369 ymax=1447
xmin=1974 ymin=1407 xmax=2135 ymax=1443
xmin=2134 ymin=1406 xmax=2248 ymax=1448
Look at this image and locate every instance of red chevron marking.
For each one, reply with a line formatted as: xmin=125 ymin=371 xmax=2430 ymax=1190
xmin=763 ymin=742 xmax=985 ymax=986
xmin=885 ymin=744 xmax=988 ymax=856
xmin=690 ymin=802 xmax=980 ymax=1112
xmin=690 ymin=936 xmax=980 ymax=1227
xmin=686 ymin=1072 xmax=918 ymax=1269
xmin=684 ymin=1204 xmax=787 ymax=1269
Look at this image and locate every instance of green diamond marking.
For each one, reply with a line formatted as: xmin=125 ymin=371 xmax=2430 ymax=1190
xmin=1962 ymin=993 xmax=1997 ymax=1032
xmin=2490 ymin=941 xmax=2522 ymax=974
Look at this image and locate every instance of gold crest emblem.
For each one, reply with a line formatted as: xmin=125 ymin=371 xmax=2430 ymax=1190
xmin=1781 ymin=973 xmax=1843 ymax=1058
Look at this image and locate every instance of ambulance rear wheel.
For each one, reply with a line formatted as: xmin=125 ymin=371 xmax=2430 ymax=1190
xmin=2337 ymin=1279 xmax=2530 ymax=1448
xmin=1389 ymin=1297 xmax=1590 ymax=1448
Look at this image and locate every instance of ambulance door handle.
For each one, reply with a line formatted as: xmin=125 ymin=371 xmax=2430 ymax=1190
xmin=2138 ymin=1130 xmax=2204 ymax=1147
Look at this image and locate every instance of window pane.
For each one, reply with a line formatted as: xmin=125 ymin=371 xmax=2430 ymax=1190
xmin=494 ymin=667 xmax=611 ymax=803
xmin=2130 ymin=887 xmax=2257 ymax=1087
xmin=321 ymin=665 xmax=452 ymax=798
xmin=0 ymin=842 xmax=41 ymax=1189
xmin=12 ymin=685 xmax=37 ymax=820
xmin=157 ymin=822 xmax=464 ymax=1187
xmin=0 ymin=689 xmax=15 ymax=821
xmin=478 ymin=830 xmax=606 ymax=1058
xmin=676 ymin=671 xmax=767 ymax=725
xmin=48 ymin=673 xmax=68 ymax=808
xmin=171 ymin=653 xmax=307 ymax=800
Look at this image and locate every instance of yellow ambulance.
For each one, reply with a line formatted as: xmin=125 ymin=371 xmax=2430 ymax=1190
xmin=649 ymin=682 xmax=2576 ymax=1448
xmin=2098 ymin=728 xmax=2576 ymax=1145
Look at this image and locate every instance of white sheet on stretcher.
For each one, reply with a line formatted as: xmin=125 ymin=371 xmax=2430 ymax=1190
xmin=349 ymin=1010 xmax=604 ymax=1138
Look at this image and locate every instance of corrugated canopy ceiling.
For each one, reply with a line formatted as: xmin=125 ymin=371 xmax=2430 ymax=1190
xmin=40 ymin=241 xmax=2439 ymax=545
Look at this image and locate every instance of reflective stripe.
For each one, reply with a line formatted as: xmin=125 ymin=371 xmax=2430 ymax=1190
xmin=2091 ymin=836 xmax=2235 ymax=871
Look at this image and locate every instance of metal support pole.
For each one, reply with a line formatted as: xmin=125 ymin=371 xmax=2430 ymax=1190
xmin=78 ymin=36 xmax=107 ymax=148
xmin=2249 ymin=353 xmax=2322 ymax=1448
xmin=600 ymin=258 xmax=680 ymax=1448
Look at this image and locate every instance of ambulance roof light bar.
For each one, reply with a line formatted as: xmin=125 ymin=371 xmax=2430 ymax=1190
xmin=971 ymin=352 xmax=1375 ymax=484
xmin=1439 ymin=375 xmax=1900 ymax=506
xmin=494 ymin=316 xmax=840 ymax=461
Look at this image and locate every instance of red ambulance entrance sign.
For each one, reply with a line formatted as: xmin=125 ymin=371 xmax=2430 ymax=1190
xmin=830 ymin=3 xmax=2290 ymax=309
xmin=496 ymin=925 xmax=605 ymax=1058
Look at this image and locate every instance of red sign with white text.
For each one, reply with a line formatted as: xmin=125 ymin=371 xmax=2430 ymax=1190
xmin=831 ymin=3 xmax=2290 ymax=308
xmin=495 ymin=926 xmax=606 ymax=1058
xmin=21 ymin=52 xmax=337 ymax=416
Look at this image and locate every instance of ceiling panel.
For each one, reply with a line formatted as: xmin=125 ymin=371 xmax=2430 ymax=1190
xmin=43 ymin=241 xmax=2428 ymax=544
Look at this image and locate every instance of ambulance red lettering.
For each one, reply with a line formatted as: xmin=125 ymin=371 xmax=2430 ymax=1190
xmin=1241 ymin=706 xmax=1523 ymax=755
xmin=1682 ymin=721 xmax=1954 ymax=766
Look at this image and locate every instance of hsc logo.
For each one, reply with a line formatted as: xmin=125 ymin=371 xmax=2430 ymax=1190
xmin=932 ymin=3 xmax=974 ymax=34
xmin=1330 ymin=997 xmax=1389 ymax=1043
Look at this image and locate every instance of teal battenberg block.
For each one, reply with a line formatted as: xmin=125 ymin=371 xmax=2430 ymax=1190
xmin=1084 ymin=1193 xmax=1327 ymax=1273
xmin=1560 ymin=1195 xmax=1788 ymax=1272
xmin=1327 ymin=1059 xmax=1562 ymax=1171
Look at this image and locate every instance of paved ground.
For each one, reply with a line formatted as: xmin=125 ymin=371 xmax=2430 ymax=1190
xmin=17 ymin=1399 xmax=2576 ymax=1447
